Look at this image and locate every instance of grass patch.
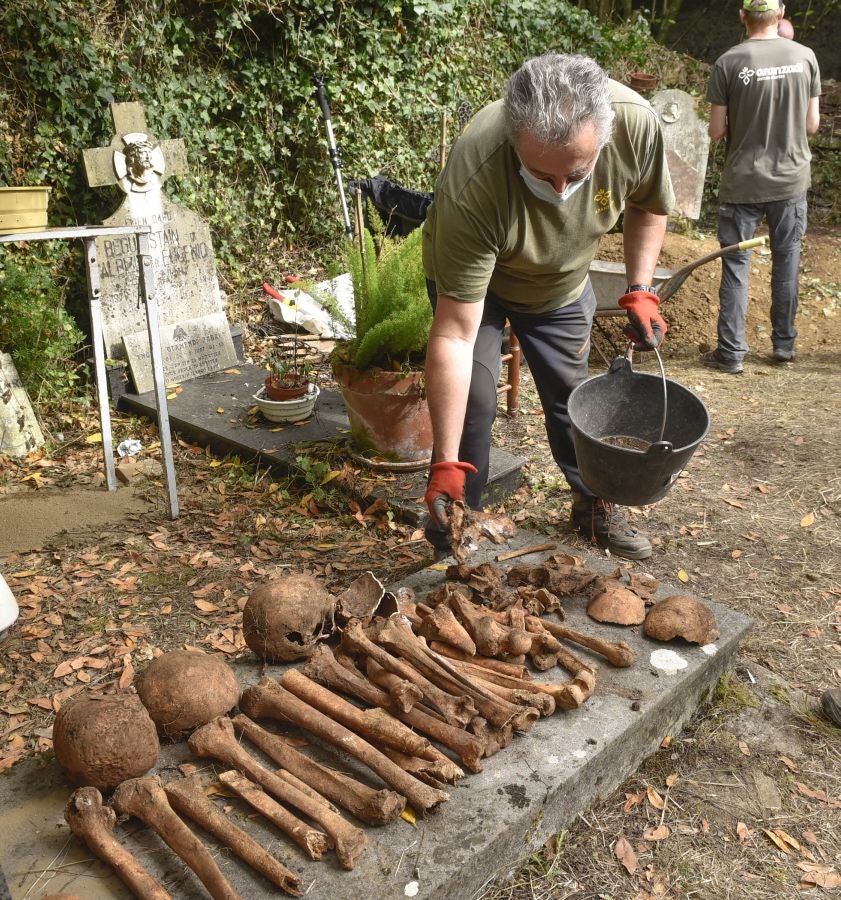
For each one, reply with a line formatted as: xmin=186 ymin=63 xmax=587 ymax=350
xmin=711 ymin=672 xmax=761 ymax=712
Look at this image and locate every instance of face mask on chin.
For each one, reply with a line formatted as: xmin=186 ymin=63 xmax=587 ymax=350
xmin=519 ymin=162 xmax=591 ymax=204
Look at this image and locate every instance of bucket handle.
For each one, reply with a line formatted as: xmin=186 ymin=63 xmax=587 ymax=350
xmin=624 ymin=343 xmax=667 ymax=443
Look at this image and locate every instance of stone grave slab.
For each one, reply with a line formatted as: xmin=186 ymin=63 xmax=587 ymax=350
xmin=83 ymin=102 xmax=237 ymax=389
xmin=652 ymin=89 xmax=710 ymax=220
xmin=0 ymin=352 xmax=44 ymax=458
xmin=123 ymin=312 xmax=239 ymax=395
xmin=0 ymin=530 xmax=751 ymax=900
xmin=116 ymin=362 xmax=526 ymax=522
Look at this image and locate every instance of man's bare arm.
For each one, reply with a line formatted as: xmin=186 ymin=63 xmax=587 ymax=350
xmin=806 ymin=96 xmax=820 ymax=135
xmin=424 ymin=295 xmax=484 ymax=463
xmin=622 ymin=204 xmax=669 ymax=288
xmin=709 ymin=104 xmax=728 ymax=142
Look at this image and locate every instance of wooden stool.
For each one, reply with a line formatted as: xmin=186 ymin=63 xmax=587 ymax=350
xmin=497 ymin=325 xmax=521 ymax=416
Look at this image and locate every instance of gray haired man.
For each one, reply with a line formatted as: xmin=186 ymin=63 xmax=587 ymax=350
xmin=704 ymin=0 xmax=821 ymax=374
xmin=421 ymin=53 xmax=674 ymax=560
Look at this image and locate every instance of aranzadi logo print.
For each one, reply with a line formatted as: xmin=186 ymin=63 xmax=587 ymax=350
xmin=594 ymin=187 xmax=612 ymax=213
xmin=738 ymin=66 xmax=755 ymax=85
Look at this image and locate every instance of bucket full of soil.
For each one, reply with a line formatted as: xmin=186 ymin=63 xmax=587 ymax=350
xmin=568 ymin=351 xmax=709 ymax=506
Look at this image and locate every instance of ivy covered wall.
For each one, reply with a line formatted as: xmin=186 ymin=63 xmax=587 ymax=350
xmin=0 ymin=0 xmax=655 ymax=282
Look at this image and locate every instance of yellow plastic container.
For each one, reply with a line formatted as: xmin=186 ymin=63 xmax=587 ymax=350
xmin=0 ymin=187 xmax=51 ymax=234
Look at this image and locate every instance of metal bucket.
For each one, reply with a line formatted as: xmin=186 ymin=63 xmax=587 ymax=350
xmin=568 ymin=349 xmax=710 ymax=506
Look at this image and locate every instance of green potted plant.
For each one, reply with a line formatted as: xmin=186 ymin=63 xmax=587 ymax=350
xmin=326 ymin=226 xmax=433 ymax=466
xmin=254 ymin=348 xmax=319 ymax=423
xmin=263 ymin=349 xmax=313 ymax=401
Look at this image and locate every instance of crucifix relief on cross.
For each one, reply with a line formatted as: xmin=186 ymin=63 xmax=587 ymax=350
xmin=83 ymin=101 xmax=188 ymax=195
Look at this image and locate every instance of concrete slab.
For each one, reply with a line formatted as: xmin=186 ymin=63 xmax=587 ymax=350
xmin=0 ymin=530 xmax=751 ymax=900
xmin=117 ymin=362 xmax=526 ymax=523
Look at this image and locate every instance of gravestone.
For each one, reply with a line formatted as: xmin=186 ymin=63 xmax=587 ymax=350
xmin=0 ymin=353 xmax=45 ymax=458
xmin=651 ymin=89 xmax=710 ymax=220
xmin=83 ymin=102 xmax=238 ymax=393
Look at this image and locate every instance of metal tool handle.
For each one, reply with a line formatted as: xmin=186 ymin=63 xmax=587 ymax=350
xmin=654 ymin=235 xmax=767 ymax=304
xmin=313 ymin=73 xmax=354 ymax=237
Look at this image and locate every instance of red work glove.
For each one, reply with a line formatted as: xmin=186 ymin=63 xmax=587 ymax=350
xmin=618 ymin=290 xmax=668 ymax=350
xmin=425 ymin=461 xmax=478 ymax=526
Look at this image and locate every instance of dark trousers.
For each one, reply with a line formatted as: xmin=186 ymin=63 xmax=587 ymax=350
xmin=716 ymin=193 xmax=807 ymax=361
xmin=425 ymin=280 xmax=597 ymax=549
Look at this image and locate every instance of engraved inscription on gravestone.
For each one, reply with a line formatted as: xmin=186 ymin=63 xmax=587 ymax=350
xmin=83 ymin=102 xmax=238 ymax=389
xmin=651 ymin=89 xmax=710 ymax=220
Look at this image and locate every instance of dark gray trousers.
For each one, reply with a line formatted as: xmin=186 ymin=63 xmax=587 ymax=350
xmin=716 ymin=193 xmax=807 ymax=362
xmin=425 ymin=280 xmax=597 ymax=550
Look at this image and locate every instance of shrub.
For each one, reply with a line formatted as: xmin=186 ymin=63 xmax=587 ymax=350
xmin=0 ymin=249 xmax=85 ymax=402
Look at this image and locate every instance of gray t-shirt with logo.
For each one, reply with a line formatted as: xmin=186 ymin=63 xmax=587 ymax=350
xmin=707 ymin=37 xmax=821 ymax=204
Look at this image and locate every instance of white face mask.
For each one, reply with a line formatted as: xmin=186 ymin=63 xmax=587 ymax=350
xmin=519 ymin=162 xmax=591 ymax=204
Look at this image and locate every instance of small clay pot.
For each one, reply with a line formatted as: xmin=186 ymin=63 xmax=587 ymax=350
xmin=629 ymin=72 xmax=658 ymax=92
xmin=265 ymin=375 xmax=307 ymax=401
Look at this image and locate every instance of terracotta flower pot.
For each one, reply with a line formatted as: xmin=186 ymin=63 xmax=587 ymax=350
xmin=332 ymin=363 xmax=433 ymax=466
xmin=265 ymin=374 xmax=308 ymax=401
xmin=629 ymin=72 xmax=658 ymax=93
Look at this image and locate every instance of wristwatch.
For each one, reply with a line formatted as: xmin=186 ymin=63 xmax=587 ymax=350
xmin=626 ymin=283 xmax=653 ymax=294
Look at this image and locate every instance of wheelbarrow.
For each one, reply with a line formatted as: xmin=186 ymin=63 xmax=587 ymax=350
xmin=589 ymin=236 xmax=767 ymax=363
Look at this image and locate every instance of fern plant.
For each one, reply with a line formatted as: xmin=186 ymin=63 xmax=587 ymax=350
xmin=330 ymin=226 xmax=431 ymax=372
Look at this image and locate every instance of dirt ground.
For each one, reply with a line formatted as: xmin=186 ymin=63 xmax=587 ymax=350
xmin=0 ymin=227 xmax=839 ymax=898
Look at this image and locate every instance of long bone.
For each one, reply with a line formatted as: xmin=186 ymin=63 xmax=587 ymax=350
xmin=376 ymin=614 xmax=538 ymax=731
xmin=163 ymin=775 xmax=302 ymax=896
xmin=342 ymin=620 xmax=476 ymax=726
xmin=216 ymin=771 xmax=329 ymax=860
xmin=111 ymin=775 xmax=240 ymax=900
xmin=188 ymin=716 xmax=366 ymax=870
xmin=303 ymin=646 xmax=485 ymax=773
xmin=538 ymin=618 xmax=635 ymax=667
xmin=428 ymin=642 xmax=530 ymax=678
xmin=444 ymin=656 xmax=592 ymax=709
xmin=281 ymin=669 xmax=463 ymax=784
xmin=64 ymin=787 xmax=172 ymax=900
xmin=231 ymin=714 xmax=405 ymax=826
xmin=364 ymin=658 xmax=515 ymax=758
xmin=279 ymin=668 xmax=430 ymax=758
xmin=239 ymin=678 xmax=449 ymax=816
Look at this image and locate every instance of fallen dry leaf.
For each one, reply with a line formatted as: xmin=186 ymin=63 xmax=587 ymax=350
xmin=194 ymin=599 xmax=221 ymax=613
xmin=736 ymin=822 xmax=752 ymax=843
xmin=800 ymin=512 xmax=816 ymax=528
xmin=624 ymin=791 xmax=645 ymax=813
xmin=765 ymin=829 xmax=792 ymax=854
xmin=665 ymin=773 xmax=679 ymax=788
xmin=780 ymin=755 xmax=799 ymax=772
xmin=738 ymin=740 xmax=751 ymax=756
xmin=642 ymin=825 xmax=670 ymax=842
xmin=646 ymin=787 xmax=665 ymax=810
xmin=677 ymin=570 xmax=690 ymax=583
xmin=614 ymin=835 xmax=638 ymax=875
xmin=796 ymin=782 xmax=841 ymax=809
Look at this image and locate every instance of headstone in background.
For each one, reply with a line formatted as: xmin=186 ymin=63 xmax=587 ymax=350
xmin=0 ymin=353 xmax=45 ymax=458
xmin=652 ymin=89 xmax=710 ymax=220
xmin=82 ymin=102 xmax=238 ymax=390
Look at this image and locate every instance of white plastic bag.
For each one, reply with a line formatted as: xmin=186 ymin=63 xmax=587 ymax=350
xmin=266 ymin=273 xmax=355 ymax=340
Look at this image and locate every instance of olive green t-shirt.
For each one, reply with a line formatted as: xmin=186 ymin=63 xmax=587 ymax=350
xmin=422 ymin=81 xmax=674 ymax=313
xmin=707 ymin=38 xmax=821 ymax=204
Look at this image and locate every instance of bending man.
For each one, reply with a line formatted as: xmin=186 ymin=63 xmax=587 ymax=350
xmin=422 ymin=53 xmax=674 ymax=560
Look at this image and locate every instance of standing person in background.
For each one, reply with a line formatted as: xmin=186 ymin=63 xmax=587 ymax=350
xmin=422 ymin=54 xmax=674 ymax=561
xmin=703 ymin=0 xmax=820 ymax=374
xmin=778 ymin=17 xmax=795 ymax=38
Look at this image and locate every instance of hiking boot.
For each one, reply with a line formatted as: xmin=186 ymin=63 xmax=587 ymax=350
xmin=772 ymin=347 xmax=796 ymax=363
xmin=571 ymin=495 xmax=652 ymax=560
xmin=821 ymin=688 xmax=841 ymax=727
xmin=702 ymin=349 xmax=743 ymax=374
